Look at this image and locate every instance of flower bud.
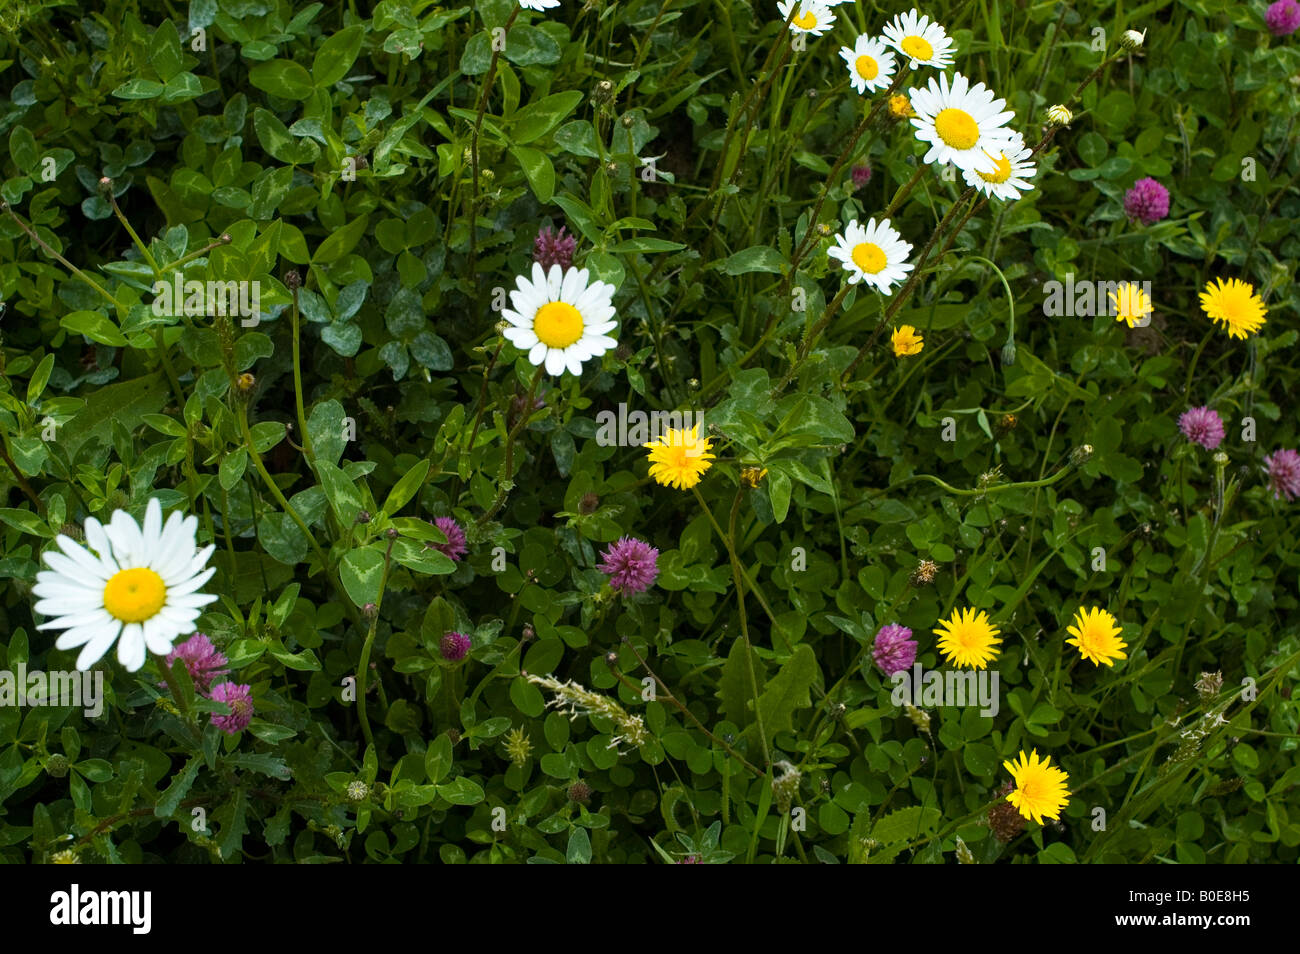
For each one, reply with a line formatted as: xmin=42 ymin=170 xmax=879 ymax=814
xmin=46 ymin=754 xmax=70 ymax=778
xmin=1120 ymin=29 xmax=1146 ymax=51
xmin=1047 ymin=104 xmax=1073 ymax=127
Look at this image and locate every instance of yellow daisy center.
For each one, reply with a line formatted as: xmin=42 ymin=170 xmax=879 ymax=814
xmin=851 ymin=242 xmax=887 ymax=274
xmin=978 ymin=154 xmax=1013 ymax=183
xmin=901 ymin=35 xmax=934 ymax=60
xmin=793 ymin=10 xmax=818 ymax=29
xmin=888 ymin=94 xmax=914 ymax=117
xmin=103 ymin=567 xmax=167 ymax=623
xmin=533 ymin=302 xmax=585 ymax=349
xmin=855 ymin=55 xmax=878 ymax=80
xmin=934 ymin=108 xmax=980 ymax=150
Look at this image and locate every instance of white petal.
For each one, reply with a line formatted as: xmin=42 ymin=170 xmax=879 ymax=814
xmin=117 ymin=623 xmax=147 ymax=671
xmin=528 ymin=342 xmax=549 ymax=367
xmin=50 ymin=538 xmax=112 ymax=581
xmin=142 ymin=497 xmax=163 ymax=546
xmin=544 ymin=349 xmax=567 ymax=376
xmin=75 ymin=626 xmax=120 ymax=671
xmin=143 ymin=617 xmax=178 ymax=655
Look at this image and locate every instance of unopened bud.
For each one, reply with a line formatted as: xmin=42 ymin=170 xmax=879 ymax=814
xmin=1120 ymin=29 xmax=1146 ymax=51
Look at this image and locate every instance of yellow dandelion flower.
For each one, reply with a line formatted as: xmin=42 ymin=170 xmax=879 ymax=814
xmin=891 ymin=325 xmax=924 ymax=356
xmin=1065 ymin=606 xmax=1127 ymax=667
xmin=1002 ymin=749 xmax=1070 ymax=825
xmin=644 ymin=423 xmax=715 ymax=490
xmin=934 ymin=606 xmax=1002 ymax=669
xmin=1108 ymin=282 xmax=1153 ymax=328
xmin=888 ymin=94 xmax=916 ymax=118
xmin=1199 ymin=277 xmax=1267 ymax=340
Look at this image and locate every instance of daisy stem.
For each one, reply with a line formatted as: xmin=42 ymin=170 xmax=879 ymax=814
xmin=2 ymin=201 xmax=122 ymax=310
xmin=288 ymin=282 xmax=315 ymax=466
xmin=477 ymin=365 xmax=545 ymax=526
xmin=881 ymin=164 xmax=925 ymax=219
xmin=108 ymin=191 xmax=162 ymax=277
xmin=459 ymin=337 xmax=506 ymax=494
xmin=159 ymin=658 xmax=193 ymax=724
xmin=468 ymin=5 xmax=520 ymax=288
xmin=840 ymin=187 xmax=976 ymax=384
xmin=786 ymin=71 xmax=907 ymax=277
xmin=237 ymin=406 xmax=328 ymax=571
xmin=692 ymin=485 xmax=770 ymax=769
xmin=772 ymin=282 xmax=852 ymax=394
xmin=356 ymin=537 xmax=396 ymax=749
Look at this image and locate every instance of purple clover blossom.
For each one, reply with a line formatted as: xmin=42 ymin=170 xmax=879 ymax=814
xmin=1264 ymin=449 xmax=1300 ymax=501
xmin=850 ymin=163 xmax=872 ymax=191
xmin=1123 ymin=177 xmax=1170 ymax=226
xmin=872 ymin=623 xmax=918 ymax=677
xmin=430 ymin=516 xmax=468 ymax=562
xmin=162 ymin=633 xmax=229 ymax=694
xmin=209 ymin=682 xmax=254 ymax=735
xmin=1178 ymin=406 xmax=1225 ymax=450
xmin=1266 ymin=0 xmax=1300 ymax=36
xmin=440 ymin=631 xmax=472 ymax=661
xmin=597 ymin=536 xmax=660 ymax=595
xmin=534 ymin=225 xmax=576 ymax=271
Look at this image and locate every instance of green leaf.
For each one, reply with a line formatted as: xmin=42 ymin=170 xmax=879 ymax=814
xmin=154 ymin=756 xmax=202 ymax=818
xmin=113 ymin=79 xmax=165 ymax=100
xmin=340 ymin=547 xmax=386 ymax=607
xmin=61 ymin=311 xmax=128 ymax=347
xmin=382 ymin=459 xmax=430 ymax=516
xmin=437 ymin=776 xmax=485 ymax=805
xmin=307 ymin=399 xmax=348 ymax=466
xmin=719 ymin=246 xmax=785 ymax=275
xmin=312 ymin=214 xmax=370 ymax=264
xmin=607 ymin=237 xmax=686 ymax=254
xmin=870 ymin=806 xmax=941 ymax=845
xmin=0 ymin=508 xmax=51 ymax=537
xmin=425 ymin=734 xmax=453 ymax=784
xmin=747 ymin=643 xmax=818 ymax=750
xmin=8 ymin=126 xmax=39 ymax=175
xmin=248 ymin=60 xmax=315 ymax=101
xmin=717 ymin=637 xmax=767 ymax=726
xmin=317 ymin=460 xmax=366 ymax=525
xmin=26 ymin=353 xmax=55 ymax=404
xmin=566 ymin=826 xmax=592 ymax=864
xmin=511 ymin=146 xmax=554 ymax=203
xmin=511 ymin=91 xmax=584 ymax=145
xmin=312 ymin=24 xmax=364 ymax=87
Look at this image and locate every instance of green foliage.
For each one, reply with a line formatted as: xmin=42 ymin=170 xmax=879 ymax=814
xmin=0 ymin=0 xmax=1297 ymax=865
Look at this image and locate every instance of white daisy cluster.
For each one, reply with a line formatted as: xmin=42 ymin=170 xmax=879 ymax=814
xmin=803 ymin=7 xmax=1039 ymax=290
xmin=34 ymin=498 xmax=217 ymax=671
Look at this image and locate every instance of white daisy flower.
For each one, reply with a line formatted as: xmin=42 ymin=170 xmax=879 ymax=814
xmin=908 ymin=71 xmax=1019 ymax=176
xmin=881 ymin=8 xmax=955 ymax=70
xmin=33 ymin=498 xmax=218 ymax=672
xmin=838 ymin=36 xmax=897 ymax=94
xmin=777 ymin=0 xmax=836 ymax=36
xmin=961 ymin=132 xmax=1037 ymax=200
xmin=519 ymin=0 xmax=560 ymax=11
xmin=826 ymin=218 xmax=914 ymax=293
xmin=501 ymin=262 xmax=618 ymax=376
